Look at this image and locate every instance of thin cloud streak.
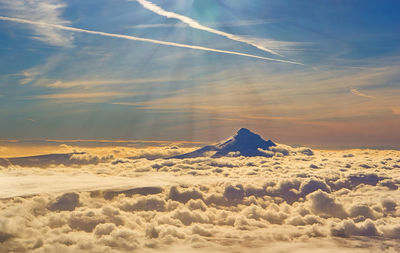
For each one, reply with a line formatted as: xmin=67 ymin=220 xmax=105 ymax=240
xmin=350 ymin=88 xmax=375 ymax=99
xmin=0 ymin=16 xmax=302 ymax=65
xmin=130 ymin=20 xmax=272 ymax=29
xmin=43 ymin=139 xmax=205 ymax=144
xmin=35 ymin=92 xmax=133 ymax=99
xmin=135 ymin=0 xmax=282 ymax=56
xmin=46 ymin=77 xmax=185 ymax=88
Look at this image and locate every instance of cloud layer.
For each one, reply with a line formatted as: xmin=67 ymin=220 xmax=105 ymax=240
xmin=1 ymin=145 xmax=399 ymax=252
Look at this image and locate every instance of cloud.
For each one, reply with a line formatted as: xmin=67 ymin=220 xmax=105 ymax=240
xmin=34 ymin=92 xmax=135 ymax=101
xmin=235 ymin=36 xmax=312 ymax=54
xmin=48 ymin=193 xmax=80 ymax=211
xmin=44 ymin=77 xmax=185 ymax=88
xmin=0 ymin=16 xmax=302 ymax=65
xmin=0 ymin=147 xmax=400 ymax=252
xmin=0 ymin=0 xmax=73 ymax=47
xmin=12 ymin=55 xmax=63 ymax=85
xmin=331 ymin=219 xmax=380 ymax=237
xmin=129 ymin=20 xmax=273 ymax=29
xmin=0 ymin=144 xmax=198 ymax=166
xmin=135 ymin=0 xmax=282 ymax=56
xmin=392 ymin=108 xmax=400 ymax=115
xmin=380 ymin=225 xmax=400 ymax=239
xmin=0 ymin=172 xmax=191 ymax=199
xmin=107 ymin=65 xmax=400 ymax=131
xmin=350 ymin=88 xmax=375 ymax=99
xmin=307 ymin=190 xmax=347 ymax=219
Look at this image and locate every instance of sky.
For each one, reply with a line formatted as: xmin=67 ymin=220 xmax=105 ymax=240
xmin=0 ymin=0 xmax=400 ymax=148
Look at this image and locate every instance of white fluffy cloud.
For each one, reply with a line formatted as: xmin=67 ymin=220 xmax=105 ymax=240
xmin=0 ymin=147 xmax=399 ymax=252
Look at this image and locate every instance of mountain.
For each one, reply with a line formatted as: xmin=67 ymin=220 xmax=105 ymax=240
xmin=172 ymin=128 xmax=276 ymax=159
xmin=0 ymin=152 xmax=87 ymax=168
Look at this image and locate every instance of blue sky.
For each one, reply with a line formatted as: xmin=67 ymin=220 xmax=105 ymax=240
xmin=0 ymin=0 xmax=399 ymax=147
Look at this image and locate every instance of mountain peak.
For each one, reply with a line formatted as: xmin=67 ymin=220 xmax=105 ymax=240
xmin=237 ymin=128 xmax=251 ymax=135
xmin=172 ymin=128 xmax=276 ymax=159
xmin=233 ymin=128 xmax=262 ymax=142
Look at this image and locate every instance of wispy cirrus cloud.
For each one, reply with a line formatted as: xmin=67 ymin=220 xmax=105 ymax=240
xmin=13 ymin=55 xmax=63 ymax=85
xmin=135 ymin=0 xmax=283 ymax=56
xmin=130 ymin=19 xmax=273 ymax=29
xmin=237 ymin=36 xmax=311 ymax=53
xmin=34 ymin=92 xmax=134 ymax=101
xmin=44 ymin=77 xmax=185 ymax=88
xmin=0 ymin=16 xmax=302 ymax=65
xmin=113 ymin=65 xmax=400 ymax=125
xmin=350 ymin=88 xmax=375 ymax=99
xmin=0 ymin=0 xmax=73 ymax=47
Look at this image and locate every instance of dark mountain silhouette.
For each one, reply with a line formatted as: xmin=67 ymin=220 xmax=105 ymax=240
xmin=172 ymin=128 xmax=276 ymax=159
xmin=0 ymin=152 xmax=87 ymax=168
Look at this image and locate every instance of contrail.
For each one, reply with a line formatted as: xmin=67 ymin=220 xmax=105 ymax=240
xmin=0 ymin=16 xmax=302 ymax=65
xmin=136 ymin=0 xmax=282 ymax=56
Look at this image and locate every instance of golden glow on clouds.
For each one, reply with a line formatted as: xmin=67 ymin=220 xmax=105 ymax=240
xmin=0 ymin=143 xmax=198 ymax=158
xmin=392 ymin=108 xmax=400 ymax=115
xmin=1 ymin=146 xmax=399 ymax=252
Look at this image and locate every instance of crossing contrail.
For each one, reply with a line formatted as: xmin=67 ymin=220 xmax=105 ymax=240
xmin=0 ymin=16 xmax=302 ymax=65
xmin=136 ymin=0 xmax=282 ymax=56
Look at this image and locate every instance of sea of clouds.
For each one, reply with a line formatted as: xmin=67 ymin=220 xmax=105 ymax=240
xmin=0 ymin=144 xmax=399 ymax=252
